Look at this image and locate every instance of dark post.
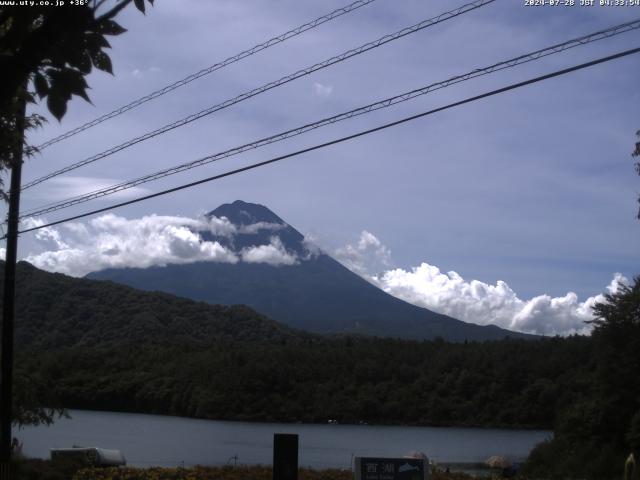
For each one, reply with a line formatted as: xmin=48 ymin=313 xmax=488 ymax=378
xmin=0 ymin=94 xmax=26 ymax=479
xmin=273 ymin=433 xmax=298 ymax=480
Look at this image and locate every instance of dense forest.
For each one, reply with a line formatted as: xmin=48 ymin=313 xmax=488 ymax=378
xmin=2 ymin=261 xmax=588 ymax=429
xmin=2 ymin=261 xmax=307 ymax=349
xmin=3 ymin=262 xmax=640 ymax=478
xmin=18 ymin=336 xmax=590 ymax=428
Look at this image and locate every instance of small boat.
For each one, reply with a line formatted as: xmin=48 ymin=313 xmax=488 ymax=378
xmin=50 ymin=447 xmax=126 ymax=467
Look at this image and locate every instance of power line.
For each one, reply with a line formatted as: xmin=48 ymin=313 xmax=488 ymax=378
xmin=19 ymin=18 xmax=640 ymax=219
xmin=22 ymin=0 xmax=496 ymax=190
xmin=33 ymin=0 xmax=379 ymax=152
xmin=14 ymin=46 xmax=640 ymax=238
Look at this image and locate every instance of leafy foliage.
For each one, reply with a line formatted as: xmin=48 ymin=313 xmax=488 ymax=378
xmin=0 ymin=0 xmax=154 ymax=119
xmin=0 ymin=0 xmax=153 ymax=197
xmin=0 ymin=91 xmax=44 ymax=200
xmin=522 ymin=276 xmax=640 ymax=479
xmin=12 ymin=361 xmax=68 ymax=427
xmin=12 ymin=456 xmax=87 ymax=480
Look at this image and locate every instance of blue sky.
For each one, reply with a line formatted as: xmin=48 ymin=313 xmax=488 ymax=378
xmin=2 ymin=0 xmax=639 ymax=332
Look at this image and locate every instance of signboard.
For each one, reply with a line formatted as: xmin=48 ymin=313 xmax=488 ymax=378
xmin=354 ymin=457 xmax=429 ymax=480
xmin=273 ymin=433 xmax=298 ymax=480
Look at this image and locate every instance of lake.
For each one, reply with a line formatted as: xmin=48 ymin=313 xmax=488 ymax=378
xmin=16 ymin=410 xmax=551 ymax=470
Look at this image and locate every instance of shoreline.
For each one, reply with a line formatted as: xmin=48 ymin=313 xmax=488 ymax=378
xmin=17 ymin=409 xmax=549 ymax=471
xmin=56 ymin=407 xmax=555 ymax=432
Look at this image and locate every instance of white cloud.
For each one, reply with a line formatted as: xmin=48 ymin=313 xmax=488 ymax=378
xmin=21 ymin=213 xmax=300 ymax=276
xmin=301 ymin=234 xmax=322 ymax=259
xmin=202 ymin=215 xmax=237 ymax=237
xmin=336 ymin=231 xmax=628 ymax=336
xmin=23 ymin=214 xmax=239 ymax=276
xmin=241 ymin=236 xmax=298 ymax=266
xmin=237 ymin=221 xmax=285 ymax=234
xmin=132 ymin=66 xmax=161 ymax=78
xmin=30 ymin=176 xmax=151 ymax=203
xmin=312 ymin=82 xmax=333 ymax=97
xmin=21 ymin=217 xmax=68 ymax=250
xmin=334 ymin=230 xmax=392 ymax=276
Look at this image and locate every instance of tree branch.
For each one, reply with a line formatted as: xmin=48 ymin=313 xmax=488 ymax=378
xmin=95 ymin=0 xmax=133 ymax=23
xmin=92 ymin=0 xmax=110 ymax=14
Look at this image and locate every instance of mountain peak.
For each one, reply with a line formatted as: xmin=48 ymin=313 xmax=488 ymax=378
xmin=88 ymin=200 xmax=533 ymax=342
xmin=204 ymin=200 xmax=306 ymax=255
xmin=208 ymin=200 xmax=285 ymax=226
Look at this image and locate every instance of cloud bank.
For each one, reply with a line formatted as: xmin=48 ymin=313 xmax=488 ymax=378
xmin=17 ymin=215 xmax=625 ymax=336
xmin=21 ymin=214 xmax=300 ymax=277
xmin=335 ymin=231 xmax=627 ymax=336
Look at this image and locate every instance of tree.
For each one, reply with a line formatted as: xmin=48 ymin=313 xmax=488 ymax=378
xmin=590 ymin=276 xmax=640 ymax=331
xmin=634 ymin=130 xmax=640 ymax=219
xmin=588 ymin=277 xmax=640 ymax=445
xmin=0 ymin=0 xmax=154 ymax=431
xmin=523 ymin=278 xmax=640 ymax=479
xmin=0 ymin=92 xmax=42 ymax=202
xmin=0 ymin=0 xmax=154 ymax=198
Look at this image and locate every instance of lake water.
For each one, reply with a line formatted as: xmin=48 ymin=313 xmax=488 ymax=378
xmin=16 ymin=410 xmax=551 ymax=470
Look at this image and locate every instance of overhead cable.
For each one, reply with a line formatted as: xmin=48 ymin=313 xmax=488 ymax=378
xmin=22 ymin=0 xmax=496 ymax=190
xmin=20 ymin=18 xmax=640 ymax=219
xmin=14 ymin=46 xmax=640 ymax=238
xmin=33 ymin=0 xmax=379 ymax=151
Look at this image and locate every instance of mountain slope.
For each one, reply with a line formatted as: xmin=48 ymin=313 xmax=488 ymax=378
xmin=0 ymin=260 xmax=305 ymax=350
xmin=88 ymin=200 xmax=532 ymax=341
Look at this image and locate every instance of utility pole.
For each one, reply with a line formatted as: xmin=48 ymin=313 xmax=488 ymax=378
xmin=0 ymin=93 xmax=26 ymax=479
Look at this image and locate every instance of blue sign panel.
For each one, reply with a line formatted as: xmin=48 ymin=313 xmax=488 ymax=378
xmin=354 ymin=457 xmax=428 ymax=480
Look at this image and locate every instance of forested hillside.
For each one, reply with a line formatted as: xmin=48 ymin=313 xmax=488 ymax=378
xmin=18 ymin=336 xmax=591 ymax=429
xmin=2 ymin=260 xmax=593 ymax=430
xmin=1 ymin=261 xmax=306 ymax=348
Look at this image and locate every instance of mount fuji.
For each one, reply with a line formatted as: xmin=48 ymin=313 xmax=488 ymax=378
xmin=87 ymin=200 xmax=531 ymax=341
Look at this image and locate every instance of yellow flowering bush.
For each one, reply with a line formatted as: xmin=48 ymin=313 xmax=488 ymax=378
xmin=72 ymin=465 xmax=475 ymax=480
xmin=73 ymin=465 xmax=350 ymax=480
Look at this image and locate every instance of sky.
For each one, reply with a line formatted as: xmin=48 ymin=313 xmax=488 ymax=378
xmin=2 ymin=0 xmax=639 ymax=335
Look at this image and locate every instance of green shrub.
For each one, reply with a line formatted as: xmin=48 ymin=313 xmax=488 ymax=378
xmin=522 ymin=437 xmax=625 ymax=480
xmin=12 ymin=457 xmax=87 ymax=480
